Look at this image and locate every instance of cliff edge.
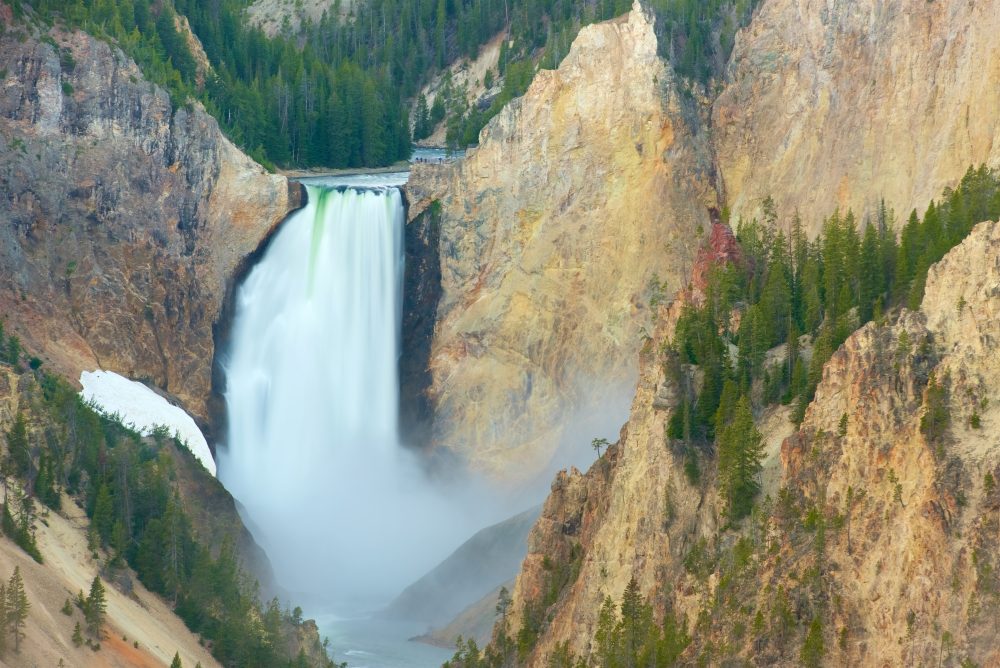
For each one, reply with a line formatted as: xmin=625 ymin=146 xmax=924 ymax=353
xmin=406 ymin=3 xmax=716 ymax=482
xmin=0 ymin=17 xmax=301 ymax=430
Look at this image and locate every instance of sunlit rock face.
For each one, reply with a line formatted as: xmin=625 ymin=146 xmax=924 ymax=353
xmin=406 ymin=3 xmax=716 ymax=483
xmin=503 ymin=218 xmax=1000 ymax=665
xmin=0 ymin=24 xmax=299 ymax=427
xmin=715 ymin=0 xmax=1000 ymax=233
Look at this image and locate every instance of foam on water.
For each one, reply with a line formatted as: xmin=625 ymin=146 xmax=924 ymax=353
xmin=217 ymin=185 xmax=492 ymax=606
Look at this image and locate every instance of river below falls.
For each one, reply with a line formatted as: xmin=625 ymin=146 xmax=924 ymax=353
xmin=317 ymin=615 xmax=453 ymax=667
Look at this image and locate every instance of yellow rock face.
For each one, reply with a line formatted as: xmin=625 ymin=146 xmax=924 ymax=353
xmin=505 ymin=219 xmax=1000 ymax=665
xmin=715 ymin=0 xmax=1000 ymax=232
xmin=407 ymin=3 xmax=714 ymax=482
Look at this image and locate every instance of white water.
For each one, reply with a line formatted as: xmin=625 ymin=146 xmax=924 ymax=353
xmin=218 ymin=185 xmax=495 ymax=610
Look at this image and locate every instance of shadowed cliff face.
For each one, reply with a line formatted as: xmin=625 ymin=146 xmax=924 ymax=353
xmin=399 ymin=199 xmax=444 ymax=452
xmin=406 ymin=3 xmax=716 ymax=483
xmin=715 ymin=0 xmax=1000 ymax=232
xmin=0 ymin=22 xmax=300 ymax=429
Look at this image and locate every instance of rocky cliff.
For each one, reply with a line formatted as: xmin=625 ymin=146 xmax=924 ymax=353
xmin=246 ymin=0 xmax=353 ymax=37
xmin=405 ymin=2 xmax=716 ymax=482
xmin=499 ymin=219 xmax=1000 ymax=665
xmin=0 ymin=19 xmax=301 ymax=432
xmin=714 ymin=0 xmax=1000 ymax=232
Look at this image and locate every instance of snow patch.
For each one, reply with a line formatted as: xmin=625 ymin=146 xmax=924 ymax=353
xmin=79 ymin=370 xmax=216 ymax=476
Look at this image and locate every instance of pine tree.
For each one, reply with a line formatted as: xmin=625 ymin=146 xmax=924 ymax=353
xmin=801 ymin=616 xmax=825 ymax=668
xmin=593 ymin=595 xmax=618 ymax=666
xmin=907 ymin=255 xmax=930 ymax=310
xmin=35 ymin=449 xmax=60 ymax=510
xmin=859 ymin=221 xmax=881 ymax=322
xmin=5 ymin=412 xmax=31 ymax=479
xmin=717 ymin=396 xmax=765 ymax=520
xmin=619 ymin=576 xmax=652 ymax=665
xmin=91 ymin=483 xmax=114 ymax=546
xmin=895 ymin=209 xmax=921 ymax=301
xmin=4 ymin=335 xmax=20 ymax=366
xmin=85 ymin=576 xmax=106 ymax=639
xmin=758 ymin=260 xmax=791 ymax=347
xmin=111 ymin=520 xmax=128 ymax=567
xmin=72 ymin=621 xmax=83 ymax=646
xmin=7 ymin=566 xmax=29 ymax=652
xmin=656 ymin=609 xmax=690 ymax=666
xmin=714 ymin=380 xmax=741 ymax=435
xmin=798 ymin=253 xmax=823 ymax=333
xmin=171 ymin=652 xmax=183 ymax=668
xmin=920 ymin=373 xmax=950 ymax=445
xmin=413 ymin=94 xmax=430 ymax=140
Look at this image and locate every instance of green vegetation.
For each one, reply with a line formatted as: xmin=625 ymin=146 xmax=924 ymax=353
xmin=716 ymin=395 xmax=764 ymax=519
xmin=800 ymin=616 xmax=824 ymax=668
xmin=20 ymin=0 xmax=411 ymax=168
xmin=920 ymin=372 xmax=950 ymax=446
xmin=415 ymin=0 xmax=762 ymax=149
xmin=84 ymin=576 xmax=106 ymax=639
xmin=5 ymin=567 xmax=30 ymax=653
xmin=513 ymin=545 xmax=583 ymax=661
xmin=446 ymin=576 xmax=688 ymax=667
xmin=15 ymin=0 xmax=762 ymax=165
xmin=0 ymin=412 xmax=43 ymax=563
xmin=591 ymin=578 xmax=690 ymax=667
xmin=663 ymin=166 xmax=1000 ymax=523
xmin=0 ymin=326 xmax=335 ymax=666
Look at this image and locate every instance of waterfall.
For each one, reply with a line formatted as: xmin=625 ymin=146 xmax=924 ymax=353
xmin=218 ymin=184 xmax=466 ymax=607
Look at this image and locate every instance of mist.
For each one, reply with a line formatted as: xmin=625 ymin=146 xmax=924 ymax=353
xmin=216 ymin=183 xmax=638 ymax=617
xmin=544 ymin=375 xmax=638 ymax=482
xmin=217 ymin=185 xmax=516 ymax=610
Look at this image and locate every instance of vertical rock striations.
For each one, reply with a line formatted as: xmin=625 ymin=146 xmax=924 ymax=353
xmin=502 ymin=220 xmax=1000 ymax=665
xmin=406 ymin=3 xmax=715 ymax=481
xmin=0 ymin=23 xmax=300 ymax=427
xmin=715 ymin=0 xmax=1000 ymax=231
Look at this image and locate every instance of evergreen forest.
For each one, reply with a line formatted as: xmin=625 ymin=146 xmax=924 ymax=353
xmin=12 ymin=0 xmax=759 ymax=168
xmin=0 ymin=321 xmax=333 ymax=667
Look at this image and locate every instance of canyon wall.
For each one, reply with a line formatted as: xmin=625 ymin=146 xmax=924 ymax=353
xmin=444 ymin=1 xmax=1000 ymax=660
xmin=406 ymin=3 xmax=716 ymax=482
xmin=502 ymin=218 xmax=1000 ymax=664
xmin=715 ymin=0 xmax=1000 ymax=232
xmin=0 ymin=20 xmax=300 ymax=428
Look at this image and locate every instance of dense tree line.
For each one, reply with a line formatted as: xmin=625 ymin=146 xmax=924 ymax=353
xmin=395 ymin=0 xmax=761 ymax=148
xmin=16 ymin=0 xmax=410 ymax=168
xmin=667 ymin=165 xmax=1000 ymax=519
xmin=0 ymin=334 xmax=332 ymax=666
xmin=14 ymin=0 xmax=760 ymax=166
xmin=445 ymin=577 xmax=689 ymax=668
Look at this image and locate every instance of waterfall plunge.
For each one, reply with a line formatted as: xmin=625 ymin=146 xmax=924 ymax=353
xmin=218 ymin=185 xmax=477 ymax=608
